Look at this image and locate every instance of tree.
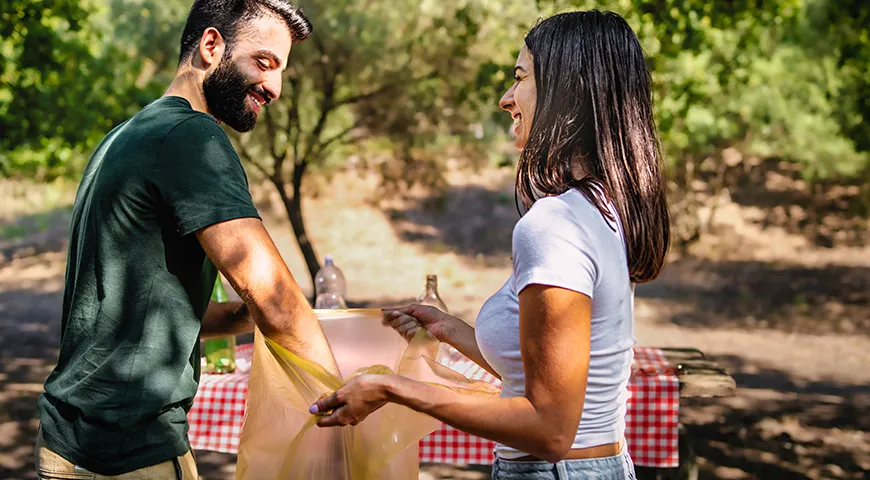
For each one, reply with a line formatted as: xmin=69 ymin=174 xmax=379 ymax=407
xmin=9 ymin=0 xmax=867 ymax=264
xmin=537 ymin=0 xmax=869 ymax=248
xmin=0 ymin=0 xmax=130 ymax=178
xmin=21 ymin=0 xmax=530 ymax=290
xmin=228 ymin=0 xmax=534 ymax=288
xmin=102 ymin=0 xmax=193 ymax=102
xmin=807 ymin=0 xmax=870 ymax=154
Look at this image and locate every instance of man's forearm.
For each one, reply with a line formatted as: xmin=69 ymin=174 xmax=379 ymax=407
xmin=252 ymin=285 xmax=341 ymax=377
xmin=201 ymin=300 xmax=254 ymax=338
xmin=203 ymin=297 xmax=340 ymax=377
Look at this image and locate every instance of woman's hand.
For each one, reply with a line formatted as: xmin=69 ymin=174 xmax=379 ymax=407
xmin=309 ymin=374 xmax=392 ymax=427
xmin=381 ymin=304 xmax=454 ymax=342
xmin=383 ymin=304 xmax=500 ymax=379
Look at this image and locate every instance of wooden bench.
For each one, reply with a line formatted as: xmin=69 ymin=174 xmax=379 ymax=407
xmin=637 ymin=347 xmax=736 ymax=480
xmin=661 ymin=347 xmax=737 ymax=399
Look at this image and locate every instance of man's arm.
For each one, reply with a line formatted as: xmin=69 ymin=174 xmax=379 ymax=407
xmin=195 ymin=217 xmax=339 ymax=375
xmin=200 ymin=300 xmax=253 ymax=339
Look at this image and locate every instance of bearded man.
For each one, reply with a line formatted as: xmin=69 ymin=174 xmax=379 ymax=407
xmin=35 ymin=1 xmax=338 ymax=477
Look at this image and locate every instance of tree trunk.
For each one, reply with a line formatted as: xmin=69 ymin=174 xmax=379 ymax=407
xmin=671 ymin=154 xmax=702 ymax=254
xmin=270 ymin=163 xmax=321 ymax=301
xmin=287 ymin=195 xmax=321 ymax=298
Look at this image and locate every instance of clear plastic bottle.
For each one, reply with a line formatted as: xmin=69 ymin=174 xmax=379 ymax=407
xmin=202 ymin=274 xmax=236 ymax=374
xmin=314 ymin=255 xmax=348 ymax=309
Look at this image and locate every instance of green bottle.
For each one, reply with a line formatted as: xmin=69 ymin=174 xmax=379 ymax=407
xmin=202 ymin=274 xmax=236 ymax=374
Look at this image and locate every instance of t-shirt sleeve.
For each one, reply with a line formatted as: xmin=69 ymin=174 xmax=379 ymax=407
xmin=154 ymin=116 xmax=261 ymax=236
xmin=512 ymin=198 xmax=598 ymax=298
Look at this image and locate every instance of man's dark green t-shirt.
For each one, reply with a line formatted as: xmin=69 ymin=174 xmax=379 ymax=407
xmin=37 ymin=96 xmax=260 ymax=475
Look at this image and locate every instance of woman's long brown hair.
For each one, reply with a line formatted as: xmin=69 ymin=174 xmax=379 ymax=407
xmin=516 ymin=10 xmax=670 ymax=283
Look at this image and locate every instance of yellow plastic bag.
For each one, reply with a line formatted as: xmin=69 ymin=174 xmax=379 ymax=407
xmin=235 ymin=309 xmax=498 ymax=480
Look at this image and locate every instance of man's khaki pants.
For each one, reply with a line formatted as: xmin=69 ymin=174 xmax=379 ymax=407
xmin=35 ymin=426 xmax=199 ymax=479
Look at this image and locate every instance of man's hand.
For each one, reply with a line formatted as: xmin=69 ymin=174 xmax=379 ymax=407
xmin=195 ymin=217 xmax=339 ymax=375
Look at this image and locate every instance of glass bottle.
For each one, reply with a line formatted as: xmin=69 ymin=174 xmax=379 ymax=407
xmin=416 ymin=274 xmax=448 ymax=312
xmin=416 ymin=274 xmax=457 ymax=363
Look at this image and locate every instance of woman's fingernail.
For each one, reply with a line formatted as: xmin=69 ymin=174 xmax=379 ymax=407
xmin=309 ymin=404 xmax=319 ymax=414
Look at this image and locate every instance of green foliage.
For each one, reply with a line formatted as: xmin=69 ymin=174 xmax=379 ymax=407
xmin=102 ymin=0 xmax=191 ymax=101
xmin=231 ymin=0 xmax=533 ymax=186
xmin=2 ymin=0 xmax=868 ymax=254
xmin=536 ymin=0 xmax=869 ymax=183
xmin=807 ymin=0 xmax=870 ymax=154
xmin=6 ymin=0 xmax=868 ymax=185
xmin=220 ymin=0 xmax=539 ymax=280
xmin=2 ymin=0 xmax=99 ymax=177
xmin=0 ymin=0 xmax=191 ymax=179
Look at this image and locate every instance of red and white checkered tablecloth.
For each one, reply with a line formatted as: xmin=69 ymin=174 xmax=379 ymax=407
xmin=187 ymin=344 xmax=252 ymax=454
xmin=188 ymin=344 xmax=679 ymax=468
xmin=625 ymin=347 xmax=680 ymax=468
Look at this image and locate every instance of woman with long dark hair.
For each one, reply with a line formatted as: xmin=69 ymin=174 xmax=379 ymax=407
xmin=311 ymin=10 xmax=669 ymax=479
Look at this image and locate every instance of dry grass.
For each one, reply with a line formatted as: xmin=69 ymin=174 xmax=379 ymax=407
xmin=253 ymin=168 xmax=519 ymax=321
xmin=0 ymin=179 xmax=76 ymax=243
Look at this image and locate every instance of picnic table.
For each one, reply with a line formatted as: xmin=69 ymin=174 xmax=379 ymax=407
xmin=189 ymin=344 xmax=734 ymax=478
xmin=638 ymin=347 xmax=736 ymax=480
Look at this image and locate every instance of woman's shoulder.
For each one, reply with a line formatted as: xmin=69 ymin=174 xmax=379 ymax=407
xmin=511 ymin=190 xmax=608 ymax=294
xmin=518 ymin=189 xmax=604 ymax=230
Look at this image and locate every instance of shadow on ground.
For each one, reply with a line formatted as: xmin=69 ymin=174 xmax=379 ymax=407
xmin=727 ymin=159 xmax=869 ymax=249
xmin=636 ymin=256 xmax=870 ymax=336
xmin=382 ymin=160 xmax=870 ymax=269
xmin=680 ymin=354 xmax=870 ymax=480
xmin=0 ymin=283 xmax=62 ymax=480
xmin=2 ymin=254 xmax=868 ymax=479
xmin=385 ymin=184 xmax=517 ymax=266
xmin=0 ymin=207 xmax=72 ymax=263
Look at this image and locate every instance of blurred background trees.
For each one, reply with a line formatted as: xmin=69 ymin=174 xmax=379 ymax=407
xmin=2 ymin=0 xmax=867 ymax=282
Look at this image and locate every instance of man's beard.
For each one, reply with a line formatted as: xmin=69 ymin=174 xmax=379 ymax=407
xmin=202 ymin=59 xmax=265 ymax=133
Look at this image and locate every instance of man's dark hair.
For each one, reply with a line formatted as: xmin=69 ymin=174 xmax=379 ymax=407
xmin=178 ymin=0 xmax=312 ymax=64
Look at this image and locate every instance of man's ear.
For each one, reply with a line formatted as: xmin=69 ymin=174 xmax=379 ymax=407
xmin=198 ymin=27 xmax=226 ymax=68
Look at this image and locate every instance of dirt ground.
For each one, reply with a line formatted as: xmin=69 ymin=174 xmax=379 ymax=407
xmin=1 ymin=169 xmax=868 ymax=479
